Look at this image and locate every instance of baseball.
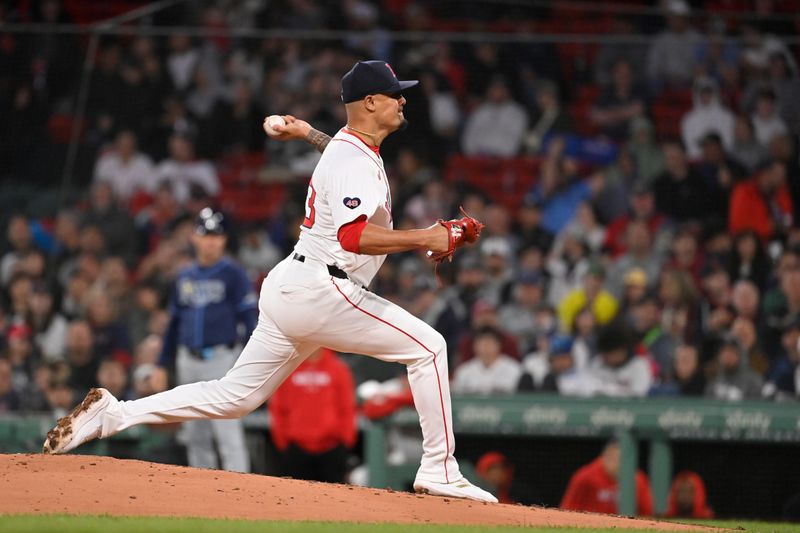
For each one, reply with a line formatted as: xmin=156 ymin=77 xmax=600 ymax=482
xmin=263 ymin=114 xmax=286 ymax=136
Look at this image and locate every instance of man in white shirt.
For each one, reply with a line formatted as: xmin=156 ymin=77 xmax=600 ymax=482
xmin=581 ymin=323 xmax=652 ymax=398
xmin=452 ymin=327 xmax=522 ymax=395
xmin=151 ymin=133 xmax=219 ymax=205
xmin=93 ymin=130 xmax=154 ymax=202
xmin=461 ymin=78 xmax=528 ymax=157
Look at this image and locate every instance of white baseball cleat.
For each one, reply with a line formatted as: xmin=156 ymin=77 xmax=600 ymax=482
xmin=413 ymin=477 xmax=499 ymax=503
xmin=42 ymin=388 xmax=117 ymax=454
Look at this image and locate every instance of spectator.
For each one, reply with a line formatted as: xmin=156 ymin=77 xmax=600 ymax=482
xmin=659 ymin=268 xmax=700 ymax=342
xmin=731 ymin=316 xmax=767 ymax=374
xmin=456 ymin=299 xmax=521 ymax=364
xmin=681 ymin=76 xmax=735 ymax=159
xmin=561 ymin=439 xmax=653 ymax=516
xmin=520 ymin=335 xmax=583 ymax=394
xmin=729 ymin=233 xmax=770 ymax=291
xmin=547 ymin=229 xmax=591 ymax=307
xmin=665 ymin=471 xmax=714 ymax=519
xmin=82 ymin=182 xmax=137 ymax=264
xmin=631 ymin=293 xmax=676 ymax=381
xmin=166 ymin=35 xmax=200 ymax=93
xmin=64 ymin=320 xmax=99 ymax=396
xmin=605 ymin=182 xmax=670 ymax=259
xmin=95 ymin=358 xmax=132 ymax=401
xmin=1 ymin=215 xmax=34 ymax=287
xmin=237 ymin=224 xmax=281 ymax=282
xmin=151 ymin=133 xmax=220 ymax=205
xmin=0 ymin=358 xmax=19 ymax=412
xmin=671 ymin=343 xmax=706 ymax=396
xmin=581 ymin=323 xmax=652 ymax=397
xmin=626 ymin=118 xmax=666 ymax=187
xmin=85 ymin=291 xmax=132 ymax=367
xmin=269 ymin=348 xmax=356 ymax=483
xmin=462 ymin=77 xmax=528 ymax=157
xmin=524 ymin=80 xmax=573 ymax=153
xmin=730 ymin=115 xmax=767 ymax=173
xmin=517 ymin=201 xmax=554 ymax=255
xmin=557 ymin=263 xmax=619 ymax=334
xmin=590 ymin=60 xmax=646 ymax=142
xmin=480 ymin=237 xmax=515 ymax=306
xmin=696 ymin=133 xmax=748 ymax=224
xmin=729 ymin=161 xmax=793 ymax=242
xmin=751 ymin=88 xmax=788 ymax=148
xmin=593 ymin=17 xmax=647 ymax=86
xmin=646 ymin=0 xmax=701 ymax=89
xmin=6 ymin=272 xmax=34 ymax=321
xmin=705 ymin=337 xmax=764 ymax=401
xmin=92 ymin=130 xmax=155 ymax=202
xmin=27 ymin=282 xmax=68 ymax=362
xmin=653 ymin=141 xmax=708 ymax=223
xmin=667 ymin=231 xmax=704 ymax=288
xmin=498 ymin=272 xmax=545 ymax=354
xmin=731 ymin=280 xmax=762 ymax=323
xmin=529 ymin=151 xmax=594 ymax=235
xmin=605 ymin=221 xmax=663 ymax=299
xmin=763 ymin=317 xmax=800 ymax=399
xmin=475 ymin=452 xmax=537 ymax=505
xmin=452 ymin=326 xmax=522 ymax=395
xmin=766 ymin=52 xmax=800 ymax=136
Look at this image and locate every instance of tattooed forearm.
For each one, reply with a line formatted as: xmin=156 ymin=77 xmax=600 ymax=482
xmin=306 ymin=128 xmax=331 ymax=153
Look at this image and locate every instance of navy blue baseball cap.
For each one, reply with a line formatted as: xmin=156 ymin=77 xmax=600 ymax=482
xmin=341 ymin=60 xmax=418 ymax=103
xmin=195 ymin=207 xmax=226 ymax=236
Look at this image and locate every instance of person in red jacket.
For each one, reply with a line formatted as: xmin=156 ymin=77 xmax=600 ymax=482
xmin=665 ymin=470 xmax=714 ymax=519
xmin=560 ymin=440 xmax=653 ymax=516
xmin=269 ymin=348 xmax=356 ymax=483
xmin=729 ymin=160 xmax=793 ymax=242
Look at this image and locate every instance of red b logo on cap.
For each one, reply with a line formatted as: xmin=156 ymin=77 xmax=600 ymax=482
xmin=385 ymin=62 xmax=397 ymax=79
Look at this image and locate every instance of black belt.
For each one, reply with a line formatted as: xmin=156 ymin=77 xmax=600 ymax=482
xmin=293 ymin=253 xmax=348 ymax=280
xmin=181 ymin=343 xmax=236 ymax=359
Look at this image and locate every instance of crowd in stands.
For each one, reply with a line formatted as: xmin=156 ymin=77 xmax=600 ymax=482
xmin=0 ymin=0 xmax=799 ymax=419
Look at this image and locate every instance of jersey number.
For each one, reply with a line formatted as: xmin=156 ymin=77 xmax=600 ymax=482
xmin=302 ymin=183 xmax=317 ymax=229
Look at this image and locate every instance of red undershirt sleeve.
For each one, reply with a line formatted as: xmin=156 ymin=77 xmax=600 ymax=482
xmin=337 ymin=215 xmax=368 ymax=254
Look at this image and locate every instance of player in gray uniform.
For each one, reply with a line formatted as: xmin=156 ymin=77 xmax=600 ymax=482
xmin=158 ymin=208 xmax=256 ymax=472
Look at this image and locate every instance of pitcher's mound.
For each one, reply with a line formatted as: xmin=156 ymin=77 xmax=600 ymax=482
xmin=0 ymin=454 xmax=705 ymax=530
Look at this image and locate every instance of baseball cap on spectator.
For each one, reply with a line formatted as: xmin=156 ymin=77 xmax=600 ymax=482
xmin=665 ymin=0 xmax=690 ymax=16
xmin=399 ymin=257 xmax=423 ymax=276
xmin=481 ymin=237 xmax=512 ymax=258
xmin=341 ymin=60 xmax=418 ymax=103
xmin=518 ymin=270 xmax=542 ymax=285
xmin=476 ymin=451 xmax=509 ymax=477
xmin=624 ymin=268 xmax=648 ymax=288
xmin=458 ymin=253 xmax=483 ymax=271
xmin=549 ymin=335 xmax=573 ymax=357
xmin=7 ymin=323 xmax=31 ymax=341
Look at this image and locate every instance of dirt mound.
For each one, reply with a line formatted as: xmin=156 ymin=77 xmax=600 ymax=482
xmin=0 ymin=454 xmax=706 ymax=530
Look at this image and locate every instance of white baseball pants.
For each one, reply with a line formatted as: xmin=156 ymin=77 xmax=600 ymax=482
xmin=102 ymin=255 xmax=462 ymax=484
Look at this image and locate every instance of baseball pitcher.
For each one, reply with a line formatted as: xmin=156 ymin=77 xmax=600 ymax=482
xmin=43 ymin=60 xmax=494 ymax=503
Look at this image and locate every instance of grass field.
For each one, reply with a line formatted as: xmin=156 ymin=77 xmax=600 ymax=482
xmin=0 ymin=515 xmax=797 ymax=533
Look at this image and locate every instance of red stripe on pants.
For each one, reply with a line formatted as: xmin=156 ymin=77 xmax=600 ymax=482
xmin=330 ymin=279 xmax=451 ymax=483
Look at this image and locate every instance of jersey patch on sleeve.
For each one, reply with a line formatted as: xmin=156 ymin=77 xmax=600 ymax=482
xmin=343 ymin=197 xmax=361 ymax=209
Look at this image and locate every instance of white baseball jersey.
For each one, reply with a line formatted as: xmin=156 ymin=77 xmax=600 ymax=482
xmin=294 ymin=128 xmax=393 ymax=287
